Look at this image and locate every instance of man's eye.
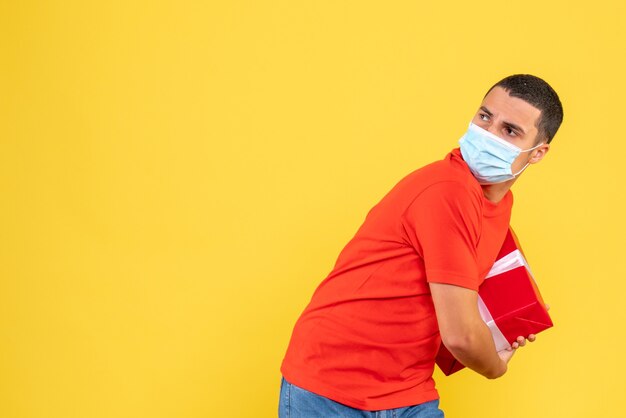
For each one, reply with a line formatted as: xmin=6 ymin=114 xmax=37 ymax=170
xmin=479 ymin=113 xmax=489 ymax=121
xmin=506 ymin=127 xmax=517 ymax=136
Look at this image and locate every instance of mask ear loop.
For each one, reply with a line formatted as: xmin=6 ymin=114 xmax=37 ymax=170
xmin=523 ymin=142 xmax=545 ymax=152
xmin=513 ymin=142 xmax=545 ymax=177
xmin=512 ymin=162 xmax=531 ymax=177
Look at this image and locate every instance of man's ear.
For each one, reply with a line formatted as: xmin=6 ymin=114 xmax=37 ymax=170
xmin=529 ymin=143 xmax=550 ymax=164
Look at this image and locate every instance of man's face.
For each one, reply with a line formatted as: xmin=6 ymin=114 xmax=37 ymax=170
xmin=471 ymin=86 xmax=550 ymax=176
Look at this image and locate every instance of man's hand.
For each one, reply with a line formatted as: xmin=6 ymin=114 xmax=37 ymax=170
xmin=497 ymin=334 xmax=534 ymax=364
xmin=511 ymin=333 xmax=534 ymax=349
xmin=497 ymin=335 xmax=528 ymax=364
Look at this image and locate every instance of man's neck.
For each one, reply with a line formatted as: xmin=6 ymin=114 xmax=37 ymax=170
xmin=480 ymin=178 xmax=515 ymax=204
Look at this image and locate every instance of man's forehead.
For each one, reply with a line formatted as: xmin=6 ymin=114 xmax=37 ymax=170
xmin=480 ymin=86 xmax=541 ymax=129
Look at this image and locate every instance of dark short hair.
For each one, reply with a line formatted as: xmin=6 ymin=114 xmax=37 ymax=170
xmin=485 ymin=74 xmax=563 ymax=144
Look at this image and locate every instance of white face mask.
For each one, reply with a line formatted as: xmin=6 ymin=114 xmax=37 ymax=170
xmin=459 ymin=122 xmax=544 ymax=185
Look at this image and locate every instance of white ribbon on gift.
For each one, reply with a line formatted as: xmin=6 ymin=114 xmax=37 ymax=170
xmin=478 ymin=249 xmax=536 ymax=351
xmin=477 ymin=295 xmax=511 ymax=351
xmin=485 ymin=249 xmax=535 ymax=281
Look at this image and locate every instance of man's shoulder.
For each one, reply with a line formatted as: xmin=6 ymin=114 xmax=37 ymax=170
xmin=366 ymin=149 xmax=483 ymax=219
xmin=396 ymin=151 xmax=480 ymax=198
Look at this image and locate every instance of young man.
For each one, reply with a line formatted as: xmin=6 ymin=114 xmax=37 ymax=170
xmin=279 ymin=74 xmax=563 ymax=417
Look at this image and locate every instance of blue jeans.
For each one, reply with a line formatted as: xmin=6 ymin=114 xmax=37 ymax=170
xmin=278 ymin=376 xmax=445 ymax=418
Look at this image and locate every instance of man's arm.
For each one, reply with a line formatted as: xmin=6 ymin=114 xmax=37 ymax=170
xmin=429 ymin=282 xmax=508 ymax=379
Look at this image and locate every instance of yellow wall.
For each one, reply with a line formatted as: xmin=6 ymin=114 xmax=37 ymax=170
xmin=2 ymin=1 xmax=625 ymax=417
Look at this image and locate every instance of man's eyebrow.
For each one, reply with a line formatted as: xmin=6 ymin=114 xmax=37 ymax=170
xmin=479 ymin=106 xmax=493 ymax=116
xmin=479 ymin=106 xmax=526 ymax=135
xmin=503 ymin=121 xmax=525 ymax=135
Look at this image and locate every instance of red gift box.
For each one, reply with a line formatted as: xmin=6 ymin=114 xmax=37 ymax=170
xmin=435 ymin=227 xmax=553 ymax=376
